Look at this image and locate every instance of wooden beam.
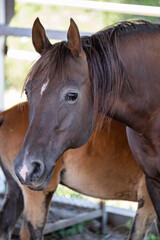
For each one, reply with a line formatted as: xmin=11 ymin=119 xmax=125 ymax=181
xmin=0 ymin=0 xmax=6 ymax=110
xmin=0 ymin=25 xmax=91 ymax=40
xmin=16 ymin=0 xmax=160 ymax=17
xmin=100 ymin=201 xmax=108 ymax=234
xmin=0 ymin=25 xmax=66 ymax=40
xmin=6 ymin=0 xmax=15 ymax=24
xmin=44 ymin=209 xmax=102 ymax=234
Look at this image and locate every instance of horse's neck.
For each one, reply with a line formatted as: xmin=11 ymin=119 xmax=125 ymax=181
xmin=108 ymin=31 xmax=160 ymax=133
xmin=106 ymin=96 xmax=143 ymax=132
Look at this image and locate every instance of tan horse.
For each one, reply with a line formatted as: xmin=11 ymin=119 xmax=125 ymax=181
xmin=0 ymin=102 xmax=155 ymax=240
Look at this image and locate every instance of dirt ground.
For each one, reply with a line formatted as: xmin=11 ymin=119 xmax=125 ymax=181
xmin=44 ymin=225 xmax=128 ymax=240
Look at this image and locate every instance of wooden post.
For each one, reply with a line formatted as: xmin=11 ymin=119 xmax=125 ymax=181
xmin=100 ymin=201 xmax=108 ymax=234
xmin=0 ymin=0 xmax=5 ymax=110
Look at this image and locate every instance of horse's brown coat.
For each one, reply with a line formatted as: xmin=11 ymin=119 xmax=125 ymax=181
xmin=0 ymin=102 xmax=156 ymax=239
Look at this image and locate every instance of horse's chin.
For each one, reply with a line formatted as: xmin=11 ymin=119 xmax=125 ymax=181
xmin=27 ymin=167 xmax=54 ymax=191
xmin=27 ymin=181 xmax=49 ymax=191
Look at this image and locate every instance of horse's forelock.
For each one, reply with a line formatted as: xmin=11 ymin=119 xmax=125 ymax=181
xmin=23 ymin=42 xmax=71 ymax=94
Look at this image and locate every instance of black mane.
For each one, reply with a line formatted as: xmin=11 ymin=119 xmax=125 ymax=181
xmin=100 ymin=20 xmax=160 ymax=36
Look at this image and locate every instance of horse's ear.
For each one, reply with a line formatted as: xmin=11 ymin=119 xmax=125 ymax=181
xmin=67 ymin=18 xmax=82 ymax=57
xmin=32 ymin=18 xmax=52 ymax=54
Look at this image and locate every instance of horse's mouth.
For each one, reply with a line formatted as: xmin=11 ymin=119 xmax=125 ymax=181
xmin=27 ymin=182 xmax=48 ymax=191
xmin=27 ymin=166 xmax=54 ymax=191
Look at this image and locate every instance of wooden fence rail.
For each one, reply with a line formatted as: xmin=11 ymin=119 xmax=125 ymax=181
xmin=0 ymin=25 xmax=90 ymax=40
xmin=17 ymin=0 xmax=160 ymax=17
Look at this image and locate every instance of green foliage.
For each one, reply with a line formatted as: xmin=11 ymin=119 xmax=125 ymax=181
xmin=125 ymin=219 xmax=132 ymax=230
xmin=55 ymin=185 xmax=83 ymax=199
xmin=12 ymin=3 xmax=43 ymax=27
xmin=50 ymin=222 xmax=85 ymax=239
xmin=5 ymin=57 xmax=31 ymax=90
xmin=147 ymin=233 xmax=159 ymax=240
xmin=124 ymin=0 xmax=160 ymax=6
xmin=102 ymin=0 xmax=160 ymax=25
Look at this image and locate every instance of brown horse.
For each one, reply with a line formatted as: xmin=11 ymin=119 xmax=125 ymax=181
xmin=13 ymin=18 xmax=160 ymax=227
xmin=0 ymin=102 xmax=155 ymax=240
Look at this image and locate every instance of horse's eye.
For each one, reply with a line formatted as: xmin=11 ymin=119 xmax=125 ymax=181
xmin=65 ymin=92 xmax=78 ymax=102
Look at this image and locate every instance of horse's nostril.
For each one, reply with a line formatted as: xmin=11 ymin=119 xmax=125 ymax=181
xmin=31 ymin=160 xmax=44 ymax=180
xmin=33 ymin=162 xmax=40 ymax=176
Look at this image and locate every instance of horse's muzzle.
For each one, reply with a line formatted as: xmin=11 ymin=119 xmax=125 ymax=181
xmin=14 ymin=158 xmax=47 ymax=188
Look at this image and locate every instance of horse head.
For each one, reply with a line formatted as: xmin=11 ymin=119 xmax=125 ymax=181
xmin=14 ymin=18 xmax=94 ymax=190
